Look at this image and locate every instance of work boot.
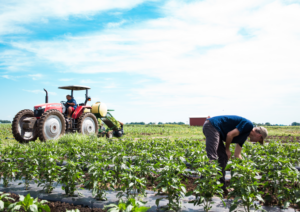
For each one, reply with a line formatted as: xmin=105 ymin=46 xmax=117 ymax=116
xmin=222 ymin=188 xmax=228 ymax=197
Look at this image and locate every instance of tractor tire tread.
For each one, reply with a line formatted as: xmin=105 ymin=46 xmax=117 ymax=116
xmin=38 ymin=109 xmax=66 ymax=142
xmin=12 ymin=109 xmax=37 ymax=143
xmin=77 ymin=112 xmax=99 ymax=135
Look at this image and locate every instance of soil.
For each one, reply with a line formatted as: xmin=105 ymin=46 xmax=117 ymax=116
xmin=265 ymin=136 xmax=300 ymax=143
xmin=144 ymin=174 xmax=198 ymax=193
xmin=139 ymin=133 xmax=163 ymax=136
xmin=1 ymin=192 xmax=106 ymax=212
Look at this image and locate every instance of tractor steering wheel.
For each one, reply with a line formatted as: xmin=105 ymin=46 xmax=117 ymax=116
xmin=60 ymin=101 xmax=66 ymax=106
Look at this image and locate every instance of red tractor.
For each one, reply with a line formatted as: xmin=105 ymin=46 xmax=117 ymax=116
xmin=12 ymin=85 xmax=105 ymax=143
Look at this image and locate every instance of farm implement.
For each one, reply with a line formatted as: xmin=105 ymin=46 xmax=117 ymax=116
xmin=12 ymin=85 xmax=123 ymax=143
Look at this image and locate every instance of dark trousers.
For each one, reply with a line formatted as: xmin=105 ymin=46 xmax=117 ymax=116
xmin=202 ymin=120 xmax=228 ymax=189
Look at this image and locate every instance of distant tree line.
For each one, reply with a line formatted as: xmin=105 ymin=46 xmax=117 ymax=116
xmin=291 ymin=122 xmax=300 ymax=126
xmin=253 ymin=122 xmax=300 ymax=126
xmin=126 ymin=122 xmax=146 ymax=125
xmin=0 ymin=120 xmax=11 ymax=123
xmin=163 ymin=122 xmax=185 ymax=125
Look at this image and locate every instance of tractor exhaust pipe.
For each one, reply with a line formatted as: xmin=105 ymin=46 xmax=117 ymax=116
xmin=44 ymin=89 xmax=48 ymax=103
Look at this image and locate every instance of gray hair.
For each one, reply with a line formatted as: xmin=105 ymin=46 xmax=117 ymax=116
xmin=254 ymin=126 xmax=268 ymax=144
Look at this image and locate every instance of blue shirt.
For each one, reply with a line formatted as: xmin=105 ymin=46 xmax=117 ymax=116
xmin=208 ymin=115 xmax=253 ymax=147
xmin=67 ymin=98 xmax=77 ymax=110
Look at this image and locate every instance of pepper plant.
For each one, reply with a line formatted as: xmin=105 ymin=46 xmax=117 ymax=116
xmin=85 ymin=161 xmax=114 ymax=200
xmin=154 ymin=160 xmax=186 ymax=211
xmin=16 ymin=157 xmax=39 ymax=190
xmin=188 ymin=160 xmax=225 ymax=212
xmin=59 ymin=161 xmax=84 ymax=196
xmin=117 ymin=163 xmax=147 ymax=200
xmin=8 ymin=193 xmax=50 ymax=212
xmin=0 ymin=158 xmax=18 ymax=187
xmin=104 ymin=198 xmax=150 ymax=212
xmin=37 ymin=156 xmax=61 ymax=193
xmin=0 ymin=192 xmax=14 ymax=211
xmin=226 ymin=159 xmax=265 ymax=212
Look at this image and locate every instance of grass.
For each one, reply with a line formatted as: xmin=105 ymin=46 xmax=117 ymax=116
xmin=1 ymin=123 xmax=300 ymax=146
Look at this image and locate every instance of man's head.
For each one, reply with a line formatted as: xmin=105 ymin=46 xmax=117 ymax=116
xmin=249 ymin=126 xmax=268 ymax=144
xmin=66 ymin=95 xmax=72 ymax=101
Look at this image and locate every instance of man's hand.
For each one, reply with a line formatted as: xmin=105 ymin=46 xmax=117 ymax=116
xmin=225 ymin=128 xmax=240 ymax=160
xmin=226 ymin=149 xmax=232 ymax=159
xmin=234 ymin=144 xmax=243 ymax=159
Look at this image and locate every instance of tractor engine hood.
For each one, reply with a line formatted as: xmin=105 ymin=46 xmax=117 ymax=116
xmin=34 ymin=103 xmax=63 ymax=117
xmin=34 ymin=103 xmax=62 ymax=110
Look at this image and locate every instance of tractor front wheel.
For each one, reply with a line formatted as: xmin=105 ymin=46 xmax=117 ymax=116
xmin=38 ymin=109 xmax=66 ymax=141
xmin=12 ymin=109 xmax=38 ymax=143
xmin=77 ymin=113 xmax=99 ymax=135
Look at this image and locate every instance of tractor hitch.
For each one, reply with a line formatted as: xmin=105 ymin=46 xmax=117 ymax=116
xmin=22 ymin=117 xmax=37 ymax=130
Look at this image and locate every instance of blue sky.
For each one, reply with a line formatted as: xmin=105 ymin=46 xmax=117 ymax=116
xmin=1 ymin=0 xmax=300 ymax=125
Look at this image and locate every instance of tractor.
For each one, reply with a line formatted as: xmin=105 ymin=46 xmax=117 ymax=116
xmin=12 ymin=85 xmax=123 ymax=143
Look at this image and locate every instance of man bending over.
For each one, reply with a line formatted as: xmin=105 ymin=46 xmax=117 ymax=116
xmin=202 ymin=115 xmax=268 ymax=194
xmin=66 ymin=95 xmax=77 ymax=118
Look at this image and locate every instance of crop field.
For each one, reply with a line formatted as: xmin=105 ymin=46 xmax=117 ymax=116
xmin=0 ymin=123 xmax=300 ymax=211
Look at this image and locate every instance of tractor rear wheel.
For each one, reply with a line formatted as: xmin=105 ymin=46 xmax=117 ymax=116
xmin=38 ymin=109 xmax=66 ymax=141
xmin=77 ymin=113 xmax=99 ymax=135
xmin=12 ymin=109 xmax=38 ymax=143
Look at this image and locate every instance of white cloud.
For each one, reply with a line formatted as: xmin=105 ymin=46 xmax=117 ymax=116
xmin=2 ymin=0 xmax=300 ymax=123
xmin=0 ymin=49 xmax=33 ymax=72
xmin=28 ymin=74 xmax=42 ymax=80
xmin=2 ymin=75 xmax=11 ymax=79
xmin=2 ymin=75 xmax=22 ymax=80
xmin=80 ymin=79 xmax=98 ymax=84
xmin=0 ymin=0 xmax=154 ymax=35
xmin=107 ymin=20 xmax=127 ymax=28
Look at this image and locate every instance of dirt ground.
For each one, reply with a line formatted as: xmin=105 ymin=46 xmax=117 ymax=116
xmin=1 ymin=192 xmax=106 ymax=212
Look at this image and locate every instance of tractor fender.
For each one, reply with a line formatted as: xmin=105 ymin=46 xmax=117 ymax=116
xmin=72 ymin=106 xmax=92 ymax=119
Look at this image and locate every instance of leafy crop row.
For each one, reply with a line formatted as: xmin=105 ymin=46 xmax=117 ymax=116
xmin=0 ymin=134 xmax=299 ymax=211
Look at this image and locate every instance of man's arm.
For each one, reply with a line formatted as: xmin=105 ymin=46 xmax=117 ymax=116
xmin=225 ymin=128 xmax=240 ymax=159
xmin=67 ymin=99 xmax=76 ymax=106
xmin=234 ymin=144 xmax=243 ymax=159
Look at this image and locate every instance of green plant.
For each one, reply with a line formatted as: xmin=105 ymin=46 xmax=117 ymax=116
xmin=8 ymin=193 xmax=50 ymax=212
xmin=85 ymin=161 xmax=114 ymax=200
xmin=188 ymin=160 xmax=225 ymax=212
xmin=16 ymin=157 xmax=39 ymax=190
xmin=0 ymin=158 xmax=18 ymax=187
xmin=260 ymin=156 xmax=297 ymax=206
xmin=0 ymin=192 xmax=14 ymax=211
xmin=37 ymin=156 xmax=61 ymax=193
xmin=59 ymin=161 xmax=84 ymax=196
xmin=227 ymin=159 xmax=265 ymax=212
xmin=117 ymin=163 xmax=147 ymax=200
xmin=154 ymin=160 xmax=186 ymax=211
xmin=109 ymin=116 xmax=121 ymax=129
xmin=104 ymin=198 xmax=150 ymax=212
